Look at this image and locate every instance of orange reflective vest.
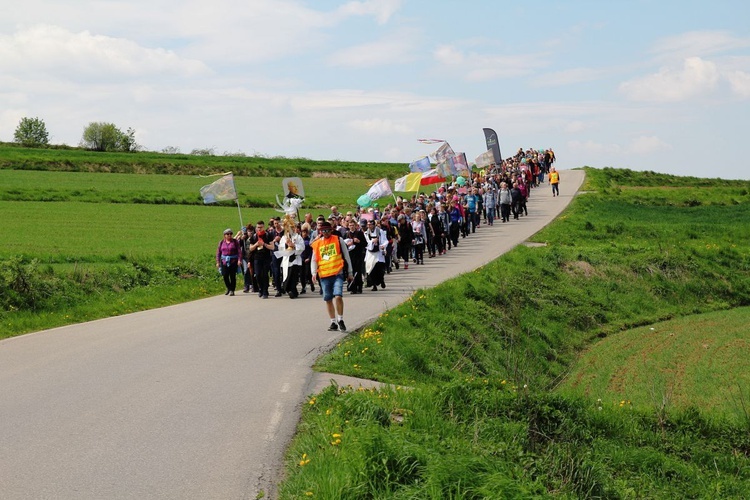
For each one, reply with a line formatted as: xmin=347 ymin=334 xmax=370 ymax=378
xmin=311 ymin=235 xmax=345 ymax=278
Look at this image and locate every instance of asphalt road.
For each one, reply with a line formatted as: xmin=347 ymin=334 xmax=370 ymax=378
xmin=0 ymin=170 xmax=584 ymax=499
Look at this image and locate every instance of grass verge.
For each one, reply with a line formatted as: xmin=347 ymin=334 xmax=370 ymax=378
xmin=279 ymin=167 xmax=750 ymax=498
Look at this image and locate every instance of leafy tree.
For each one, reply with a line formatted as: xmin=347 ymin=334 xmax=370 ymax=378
xmin=14 ymin=117 xmax=50 ymax=147
xmin=161 ymin=146 xmax=181 ymax=154
xmin=80 ymin=122 xmax=140 ymax=152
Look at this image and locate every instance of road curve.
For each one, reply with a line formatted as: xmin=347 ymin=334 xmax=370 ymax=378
xmin=0 ymin=170 xmax=584 ymax=499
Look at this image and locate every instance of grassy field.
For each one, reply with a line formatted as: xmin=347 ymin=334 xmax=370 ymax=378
xmin=278 ymin=167 xmax=750 ymax=498
xmin=0 ymin=169 xmax=382 ymax=208
xmin=558 ymin=307 xmax=750 ymax=421
xmin=0 ymin=142 xmax=407 ymax=178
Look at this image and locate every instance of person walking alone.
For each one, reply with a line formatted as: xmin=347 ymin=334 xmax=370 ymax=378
xmin=549 ymin=167 xmax=560 ymax=197
xmin=311 ymin=221 xmax=354 ymax=331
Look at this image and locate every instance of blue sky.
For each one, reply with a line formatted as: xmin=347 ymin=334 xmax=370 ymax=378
xmin=1 ymin=0 xmax=748 ymax=179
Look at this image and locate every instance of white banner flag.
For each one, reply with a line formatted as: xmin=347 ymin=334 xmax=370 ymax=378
xmin=474 ymin=150 xmax=495 ymax=169
xmin=200 ymin=173 xmax=237 ymax=204
xmin=367 ymin=178 xmax=392 ymax=200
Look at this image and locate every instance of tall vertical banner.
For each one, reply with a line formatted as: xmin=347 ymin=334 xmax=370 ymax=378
xmin=483 ymin=128 xmax=502 ymax=166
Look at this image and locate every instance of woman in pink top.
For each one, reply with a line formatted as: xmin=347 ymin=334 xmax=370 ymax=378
xmin=216 ymin=228 xmax=241 ymax=296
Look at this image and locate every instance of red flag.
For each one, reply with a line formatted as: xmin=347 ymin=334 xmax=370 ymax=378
xmin=420 ymin=168 xmax=446 ymax=186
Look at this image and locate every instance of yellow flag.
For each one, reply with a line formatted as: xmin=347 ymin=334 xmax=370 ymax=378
xmin=394 ymin=172 xmax=422 ymax=192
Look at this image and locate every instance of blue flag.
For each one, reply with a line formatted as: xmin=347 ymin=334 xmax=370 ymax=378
xmin=409 ymin=156 xmax=431 ymax=173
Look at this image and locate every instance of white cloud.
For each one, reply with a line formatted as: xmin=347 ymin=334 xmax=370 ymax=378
xmin=619 ymin=57 xmax=719 ymax=102
xmin=533 ymin=67 xmax=610 ymax=87
xmin=724 ymin=70 xmax=750 ymax=98
xmin=564 ymin=121 xmax=586 ymax=133
xmin=335 ymin=0 xmax=403 ymax=24
xmin=433 ymin=44 xmax=547 ymax=82
xmin=0 ymin=25 xmax=210 ymax=80
xmin=327 ymin=32 xmax=416 ymax=67
xmin=348 ymin=118 xmax=412 ymax=135
xmin=628 ymin=135 xmax=672 ymax=155
xmin=651 ymin=30 xmax=750 ymax=61
xmin=0 ymin=1 xmax=404 ymax=67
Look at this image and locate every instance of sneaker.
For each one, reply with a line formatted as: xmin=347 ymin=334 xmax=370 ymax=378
xmin=338 ymin=320 xmax=347 ymax=332
xmin=229 ymin=291 xmax=235 ymax=296
xmin=224 ymin=290 xmax=230 ymax=295
xmin=328 ymin=322 xmax=339 ymax=331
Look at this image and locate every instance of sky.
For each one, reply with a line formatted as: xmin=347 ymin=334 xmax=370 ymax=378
xmin=1 ymin=0 xmax=749 ymax=179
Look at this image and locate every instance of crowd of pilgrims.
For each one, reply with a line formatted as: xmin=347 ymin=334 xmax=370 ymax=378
xmin=217 ymin=147 xmax=556 ymax=297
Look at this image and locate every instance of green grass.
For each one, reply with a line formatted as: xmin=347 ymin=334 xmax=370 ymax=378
xmin=278 ymin=167 xmax=750 ymax=498
xmin=557 ymin=307 xmax=750 ymax=421
xmin=0 ymin=142 xmax=407 ymax=178
xmin=0 ymin=169 xmax=383 ymax=208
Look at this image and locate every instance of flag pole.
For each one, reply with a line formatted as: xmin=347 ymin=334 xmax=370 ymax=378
xmin=235 ymin=198 xmax=244 ymax=229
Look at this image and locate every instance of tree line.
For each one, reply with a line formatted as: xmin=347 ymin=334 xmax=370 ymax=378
xmin=9 ymin=117 xmax=239 ymax=156
xmin=12 ymin=117 xmax=141 ymax=152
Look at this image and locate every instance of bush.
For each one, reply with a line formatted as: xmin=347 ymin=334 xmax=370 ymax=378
xmin=80 ymin=122 xmax=139 ymax=152
xmin=0 ymin=256 xmax=54 ymax=310
xmin=14 ymin=117 xmax=49 ymax=148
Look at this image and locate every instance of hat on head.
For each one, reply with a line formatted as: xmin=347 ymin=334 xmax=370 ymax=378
xmin=223 ymin=228 xmax=233 ymax=235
